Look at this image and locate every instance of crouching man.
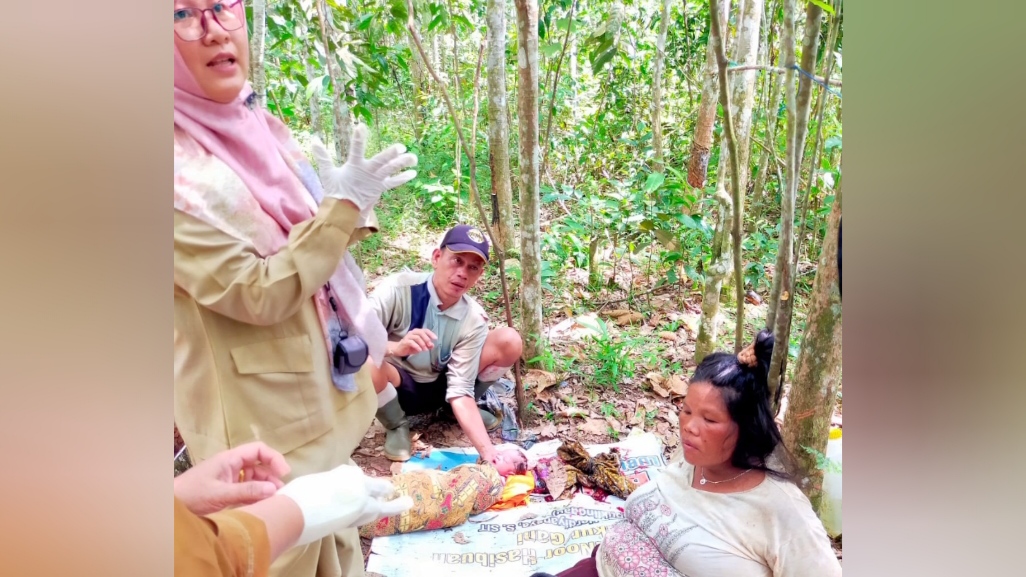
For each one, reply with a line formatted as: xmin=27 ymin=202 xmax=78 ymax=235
xmin=368 ymin=225 xmax=524 ymax=474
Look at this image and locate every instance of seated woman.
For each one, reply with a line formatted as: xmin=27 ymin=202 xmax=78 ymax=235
xmin=538 ymin=329 xmax=841 ymax=577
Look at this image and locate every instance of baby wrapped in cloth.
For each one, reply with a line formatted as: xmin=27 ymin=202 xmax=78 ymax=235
xmin=359 ymin=463 xmax=505 ymax=537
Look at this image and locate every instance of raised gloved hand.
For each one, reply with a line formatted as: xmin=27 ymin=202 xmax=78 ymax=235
xmin=310 ymin=124 xmax=417 ymax=213
xmin=277 ymin=463 xmax=414 ymax=546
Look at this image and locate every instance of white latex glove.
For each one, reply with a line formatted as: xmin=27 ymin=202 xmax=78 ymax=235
xmin=310 ymin=124 xmax=418 ymax=213
xmin=277 ymin=463 xmax=413 ymax=546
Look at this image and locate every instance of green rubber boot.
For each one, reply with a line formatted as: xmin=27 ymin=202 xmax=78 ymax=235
xmin=478 ymin=408 xmax=501 ymax=431
xmin=376 ymin=398 xmax=412 ymax=462
xmin=474 ymin=379 xmax=502 ymax=432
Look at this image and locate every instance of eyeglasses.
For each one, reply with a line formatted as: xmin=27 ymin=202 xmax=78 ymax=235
xmin=173 ymin=1 xmax=244 ymax=42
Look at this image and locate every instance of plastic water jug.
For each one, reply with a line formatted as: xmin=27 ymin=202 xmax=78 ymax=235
xmin=820 ymin=427 xmax=842 ymax=537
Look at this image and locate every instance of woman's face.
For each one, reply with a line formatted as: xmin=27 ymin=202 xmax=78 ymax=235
xmin=174 ymin=1 xmax=250 ymax=103
xmin=678 ymin=381 xmax=740 ymax=467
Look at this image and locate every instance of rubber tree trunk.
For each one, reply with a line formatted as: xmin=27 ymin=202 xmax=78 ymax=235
xmin=767 ymin=0 xmax=823 ymax=407
xmin=749 ymin=74 xmax=783 ymax=211
xmin=315 ymin=0 xmax=352 ymax=162
xmin=514 ymin=0 xmax=543 ymax=364
xmin=410 ymin=41 xmax=427 ymax=141
xmin=431 ymin=33 xmax=442 ymax=75
xmin=298 ymin=19 xmax=326 ymax=143
xmin=650 ymin=0 xmax=671 ymax=173
xmin=448 ymin=1 xmax=463 ymax=198
xmin=749 ymin=1 xmax=782 ymax=217
xmin=250 ymin=0 xmax=268 ymax=108
xmin=695 ymin=0 xmax=764 ymax=361
xmin=782 ymin=172 xmax=842 ymax=513
xmin=487 ymin=0 xmax=516 ymax=252
xmin=794 ymin=2 xmax=841 ymax=267
xmin=687 ymin=0 xmax=730 ymax=188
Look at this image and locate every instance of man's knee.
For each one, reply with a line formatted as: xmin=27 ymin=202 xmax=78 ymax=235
xmin=488 ymin=326 xmax=523 ymax=364
xmin=369 ymin=360 xmax=398 ymax=392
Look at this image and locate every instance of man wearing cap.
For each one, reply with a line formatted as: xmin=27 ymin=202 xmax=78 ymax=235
xmin=366 ymin=224 xmax=524 ymax=473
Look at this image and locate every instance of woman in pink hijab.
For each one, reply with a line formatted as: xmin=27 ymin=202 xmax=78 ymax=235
xmin=173 ymin=3 xmax=416 ymax=576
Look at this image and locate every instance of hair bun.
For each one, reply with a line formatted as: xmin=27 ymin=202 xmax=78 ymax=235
xmin=754 ymin=329 xmax=774 ymax=367
xmin=737 ymin=343 xmax=759 ymax=367
xmin=736 ymin=329 xmax=775 ymax=371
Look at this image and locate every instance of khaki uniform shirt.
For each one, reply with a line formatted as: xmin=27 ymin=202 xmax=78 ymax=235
xmin=174 ymin=198 xmax=375 ymax=462
xmin=368 ymin=271 xmax=489 ymax=401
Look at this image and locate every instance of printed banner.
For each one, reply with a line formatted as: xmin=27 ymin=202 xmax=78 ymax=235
xmin=367 ymin=432 xmax=668 ymax=577
xmin=367 ymin=494 xmax=621 ymax=577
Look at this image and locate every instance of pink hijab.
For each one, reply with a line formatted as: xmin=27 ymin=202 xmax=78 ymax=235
xmin=173 ymin=8 xmax=386 ymax=390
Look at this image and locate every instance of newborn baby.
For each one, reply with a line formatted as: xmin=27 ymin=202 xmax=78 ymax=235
xmin=360 ymin=445 xmax=529 ymax=538
xmin=488 ymin=445 xmax=529 ymax=476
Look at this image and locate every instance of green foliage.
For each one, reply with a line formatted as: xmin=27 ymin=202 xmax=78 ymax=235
xmin=252 ymin=0 xmax=843 ymax=372
xmin=527 ymin=340 xmax=574 ymax=374
xmin=806 ymin=0 xmax=836 ymax=15
xmin=802 ymin=445 xmax=842 ymax=474
xmin=579 ymin=317 xmax=640 ymax=392
xmin=417 ymin=180 xmax=460 ymax=227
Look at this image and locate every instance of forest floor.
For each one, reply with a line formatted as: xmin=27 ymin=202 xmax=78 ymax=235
xmin=171 ymin=197 xmax=842 ymax=564
xmin=349 ymin=211 xmax=785 ymax=474
xmin=346 ymin=208 xmax=841 ymax=565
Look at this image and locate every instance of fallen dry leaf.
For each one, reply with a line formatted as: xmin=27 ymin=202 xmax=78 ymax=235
xmin=389 ymin=462 xmax=404 ymax=476
xmin=651 ymin=381 xmax=671 ymax=398
xmin=667 ymin=374 xmax=689 ymax=397
xmin=545 ymin=459 xmax=569 ymax=499
xmin=629 ymin=405 xmax=645 ymax=426
xmin=561 ymin=407 xmax=589 ymax=419
xmin=679 ymin=314 xmax=700 ymax=336
xmin=579 ymin=418 xmax=609 ymax=436
xmin=453 ymin=531 xmax=470 ymax=544
xmin=605 ymin=416 xmax=623 ymax=432
xmin=639 ymin=398 xmax=660 ymax=413
xmin=538 ymin=422 xmax=558 ymax=438
xmin=646 ymin=372 xmax=666 ymax=387
xmin=556 ymin=392 xmax=577 ymax=407
xmin=615 ymin=312 xmax=645 ymax=326
xmin=525 ymin=369 xmax=560 ymax=397
xmin=658 ymin=331 xmax=678 ymax=343
xmin=603 ymin=309 xmax=632 ymax=318
xmin=656 ymin=421 xmax=671 ymax=436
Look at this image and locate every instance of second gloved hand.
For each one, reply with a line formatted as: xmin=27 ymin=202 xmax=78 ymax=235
xmin=277 ymin=463 xmax=414 ymax=546
xmin=310 ymin=124 xmax=417 ymax=213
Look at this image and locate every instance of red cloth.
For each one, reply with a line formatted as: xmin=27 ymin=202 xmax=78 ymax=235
xmin=556 ymin=546 xmax=599 ymax=577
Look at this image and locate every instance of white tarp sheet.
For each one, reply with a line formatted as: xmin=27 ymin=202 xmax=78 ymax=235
xmin=366 ymin=432 xmax=667 ymax=577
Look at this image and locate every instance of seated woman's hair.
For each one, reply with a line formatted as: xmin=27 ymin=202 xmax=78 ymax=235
xmin=691 ymin=328 xmax=794 ymax=479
